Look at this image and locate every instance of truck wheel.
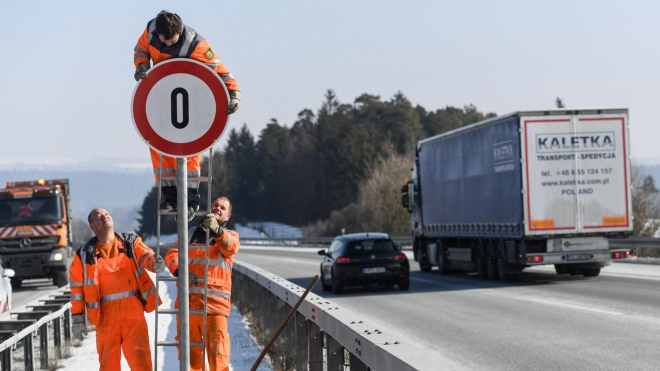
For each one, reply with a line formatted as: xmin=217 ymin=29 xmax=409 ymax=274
xmin=582 ymin=267 xmax=601 ymax=277
xmin=10 ymin=279 xmax=22 ymax=290
xmin=53 ymin=270 xmax=69 ymax=288
xmin=496 ymin=241 xmax=515 ymax=282
xmin=486 ymin=240 xmax=498 ymax=281
xmin=475 ymin=240 xmax=488 ymax=279
xmin=418 ymin=240 xmax=432 ymax=272
xmin=436 ymin=241 xmax=450 ymax=275
xmin=555 ymin=264 xmax=569 ymax=275
xmin=568 ymin=266 xmax=583 ymax=276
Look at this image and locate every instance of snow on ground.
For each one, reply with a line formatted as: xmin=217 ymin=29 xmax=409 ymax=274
xmin=59 ymin=270 xmax=272 ymax=371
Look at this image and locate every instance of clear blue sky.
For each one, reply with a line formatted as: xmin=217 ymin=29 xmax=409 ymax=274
xmin=1 ymin=1 xmax=659 ymax=168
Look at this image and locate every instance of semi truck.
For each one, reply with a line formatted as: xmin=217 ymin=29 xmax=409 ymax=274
xmin=401 ymin=109 xmax=632 ymax=281
xmin=0 ymin=179 xmax=73 ymax=287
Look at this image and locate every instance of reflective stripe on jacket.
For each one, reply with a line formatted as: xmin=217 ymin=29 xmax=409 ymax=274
xmin=165 ymin=225 xmax=239 ymax=316
xmin=133 ymin=18 xmax=239 ymax=92
xmin=69 ymin=233 xmax=162 ymax=325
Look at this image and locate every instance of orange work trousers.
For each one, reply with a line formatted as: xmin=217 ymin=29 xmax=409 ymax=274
xmin=177 ymin=314 xmax=230 ymax=371
xmin=149 ymin=148 xmax=203 ymax=185
xmin=95 ymin=255 xmax=152 ymax=371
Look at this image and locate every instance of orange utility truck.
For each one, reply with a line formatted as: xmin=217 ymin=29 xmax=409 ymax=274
xmin=0 ymin=179 xmax=73 ymax=287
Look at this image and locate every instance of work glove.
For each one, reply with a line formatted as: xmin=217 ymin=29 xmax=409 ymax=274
xmin=152 ymin=255 xmax=165 ymax=273
xmin=227 ymin=90 xmax=241 ymax=114
xmin=134 ymin=63 xmax=150 ymax=81
xmin=72 ymin=314 xmax=87 ymax=340
xmin=173 ymin=270 xmax=199 ymax=285
xmin=189 ymin=271 xmax=198 ymax=285
xmin=201 ymin=213 xmax=223 ymax=236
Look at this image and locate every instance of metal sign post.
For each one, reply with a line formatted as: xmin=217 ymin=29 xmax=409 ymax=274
xmin=177 ymin=158 xmax=190 ymax=371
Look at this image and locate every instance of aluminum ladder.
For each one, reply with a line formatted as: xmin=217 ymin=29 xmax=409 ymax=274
xmin=153 ymin=149 xmax=214 ymax=371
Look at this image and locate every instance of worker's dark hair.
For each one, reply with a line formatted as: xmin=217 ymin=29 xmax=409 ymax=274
xmin=155 ymin=10 xmax=182 ymax=40
xmin=87 ymin=208 xmax=99 ymax=224
xmin=212 ymin=197 xmax=233 ymax=214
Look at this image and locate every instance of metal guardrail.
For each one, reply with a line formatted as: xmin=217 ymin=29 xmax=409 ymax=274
xmin=231 ymin=260 xmax=452 ymax=371
xmin=0 ymin=288 xmax=72 ymax=371
xmin=239 ymin=236 xmax=413 ymax=246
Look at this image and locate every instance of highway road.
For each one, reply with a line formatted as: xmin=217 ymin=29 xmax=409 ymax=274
xmin=237 ymin=245 xmax=660 ymax=371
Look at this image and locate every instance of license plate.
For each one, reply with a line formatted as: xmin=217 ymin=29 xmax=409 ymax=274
xmin=362 ymin=267 xmax=386 ymax=274
xmin=566 ymin=254 xmax=591 ymax=261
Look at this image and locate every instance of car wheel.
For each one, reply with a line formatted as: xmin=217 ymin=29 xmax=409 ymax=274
xmin=331 ymin=270 xmax=343 ymax=295
xmin=399 ymin=280 xmax=410 ymax=291
xmin=320 ymin=268 xmax=331 ymax=292
xmin=582 ymin=267 xmax=601 ymax=277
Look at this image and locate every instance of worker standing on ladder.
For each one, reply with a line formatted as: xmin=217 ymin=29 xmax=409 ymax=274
xmin=69 ymin=208 xmax=165 ymax=371
xmin=165 ymin=197 xmax=240 ymax=371
xmin=133 ymin=10 xmax=241 ymax=221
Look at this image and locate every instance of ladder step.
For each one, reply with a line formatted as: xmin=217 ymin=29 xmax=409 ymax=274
xmin=160 ymin=210 xmax=208 ymax=217
xmin=160 ymin=176 xmax=210 ymax=183
xmin=156 ymin=340 xmax=205 ymax=347
xmin=158 ymin=309 xmax=207 ymax=315
xmin=158 ymin=276 xmax=207 ymax=283
xmin=158 ymin=242 xmax=209 ymax=250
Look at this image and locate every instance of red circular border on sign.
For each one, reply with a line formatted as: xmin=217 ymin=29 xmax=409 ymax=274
xmin=132 ymin=59 xmax=229 ymax=157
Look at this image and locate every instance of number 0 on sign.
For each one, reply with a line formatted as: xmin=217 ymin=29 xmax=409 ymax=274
xmin=131 ymin=59 xmax=230 ymax=157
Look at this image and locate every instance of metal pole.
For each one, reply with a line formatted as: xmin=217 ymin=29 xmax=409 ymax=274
xmin=177 ymin=158 xmax=190 ymax=371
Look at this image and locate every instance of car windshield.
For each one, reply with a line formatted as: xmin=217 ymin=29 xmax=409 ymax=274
xmin=347 ymin=239 xmax=396 ymax=254
xmin=0 ymin=196 xmax=62 ymax=225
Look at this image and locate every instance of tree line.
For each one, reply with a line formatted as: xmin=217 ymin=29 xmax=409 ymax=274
xmin=136 ymin=89 xmax=497 ymax=238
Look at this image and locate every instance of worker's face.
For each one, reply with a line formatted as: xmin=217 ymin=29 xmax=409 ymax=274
xmin=158 ymin=33 xmax=180 ymax=46
xmin=89 ymin=208 xmax=113 ymax=234
xmin=210 ymin=199 xmax=231 ymax=224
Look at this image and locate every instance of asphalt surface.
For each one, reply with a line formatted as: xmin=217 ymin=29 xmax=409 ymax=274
xmin=236 ymin=245 xmax=660 ymax=371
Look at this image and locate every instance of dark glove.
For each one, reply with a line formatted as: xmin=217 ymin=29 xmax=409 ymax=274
xmin=201 ymin=213 xmax=222 ymax=236
xmin=227 ymin=90 xmax=241 ymax=114
xmin=189 ymin=271 xmax=198 ymax=285
xmin=134 ymin=63 xmax=150 ymax=81
xmin=153 ymin=255 xmax=165 ymax=273
xmin=72 ymin=314 xmax=87 ymax=340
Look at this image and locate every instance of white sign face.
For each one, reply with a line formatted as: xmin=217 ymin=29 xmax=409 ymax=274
xmin=132 ymin=59 xmax=229 ymax=157
xmin=145 ymin=73 xmax=216 ymax=143
xmin=521 ymin=114 xmax=631 ymax=235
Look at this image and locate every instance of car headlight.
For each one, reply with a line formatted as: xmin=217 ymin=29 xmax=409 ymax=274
xmin=52 ymin=253 xmax=63 ymax=261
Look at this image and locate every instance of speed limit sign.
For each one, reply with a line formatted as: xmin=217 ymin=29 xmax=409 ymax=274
xmin=131 ymin=59 xmax=230 ymax=157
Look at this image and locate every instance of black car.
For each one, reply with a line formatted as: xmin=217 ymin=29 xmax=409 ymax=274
xmin=318 ymin=233 xmax=409 ymax=294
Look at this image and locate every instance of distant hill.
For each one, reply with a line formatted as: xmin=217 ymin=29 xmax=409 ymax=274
xmin=0 ymin=170 xmax=154 ymax=232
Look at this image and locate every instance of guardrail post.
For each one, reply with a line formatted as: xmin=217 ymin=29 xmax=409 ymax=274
xmin=308 ymin=322 xmax=323 ymax=371
xmin=39 ymin=323 xmax=49 ymax=369
xmin=24 ymin=332 xmax=34 ymax=371
xmin=53 ymin=316 xmax=62 ymax=359
xmin=294 ymin=312 xmax=308 ymax=371
xmin=64 ymin=308 xmax=71 ymax=342
xmin=1 ymin=347 xmax=11 ymax=371
xmin=349 ymin=352 xmax=368 ymax=371
xmin=326 ymin=333 xmax=343 ymax=371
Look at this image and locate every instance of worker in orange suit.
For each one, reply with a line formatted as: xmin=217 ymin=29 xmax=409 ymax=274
xmin=69 ymin=208 xmax=165 ymax=371
xmin=133 ymin=10 xmax=241 ymax=221
xmin=165 ymin=197 xmax=240 ymax=371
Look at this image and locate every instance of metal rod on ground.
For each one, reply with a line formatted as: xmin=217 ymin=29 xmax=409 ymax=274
xmin=250 ymin=275 xmax=320 ymax=371
xmin=177 ymin=158 xmax=190 ymax=371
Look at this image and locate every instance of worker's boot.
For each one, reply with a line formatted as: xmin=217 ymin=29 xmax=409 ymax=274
xmin=160 ymin=186 xmax=177 ymax=212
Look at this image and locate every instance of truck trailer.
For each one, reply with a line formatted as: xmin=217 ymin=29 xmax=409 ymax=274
xmin=0 ymin=179 xmax=73 ymax=287
xmin=401 ymin=109 xmax=632 ymax=281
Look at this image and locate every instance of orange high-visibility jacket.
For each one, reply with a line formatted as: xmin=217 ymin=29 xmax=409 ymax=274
xmin=70 ymin=233 xmax=162 ymax=325
xmin=165 ymin=226 xmax=239 ymax=317
xmin=133 ymin=18 xmax=239 ymax=92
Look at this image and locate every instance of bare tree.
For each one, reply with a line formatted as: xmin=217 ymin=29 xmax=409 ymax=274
xmin=556 ymin=97 xmax=565 ymax=108
xmin=631 ymin=163 xmax=660 ymax=237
